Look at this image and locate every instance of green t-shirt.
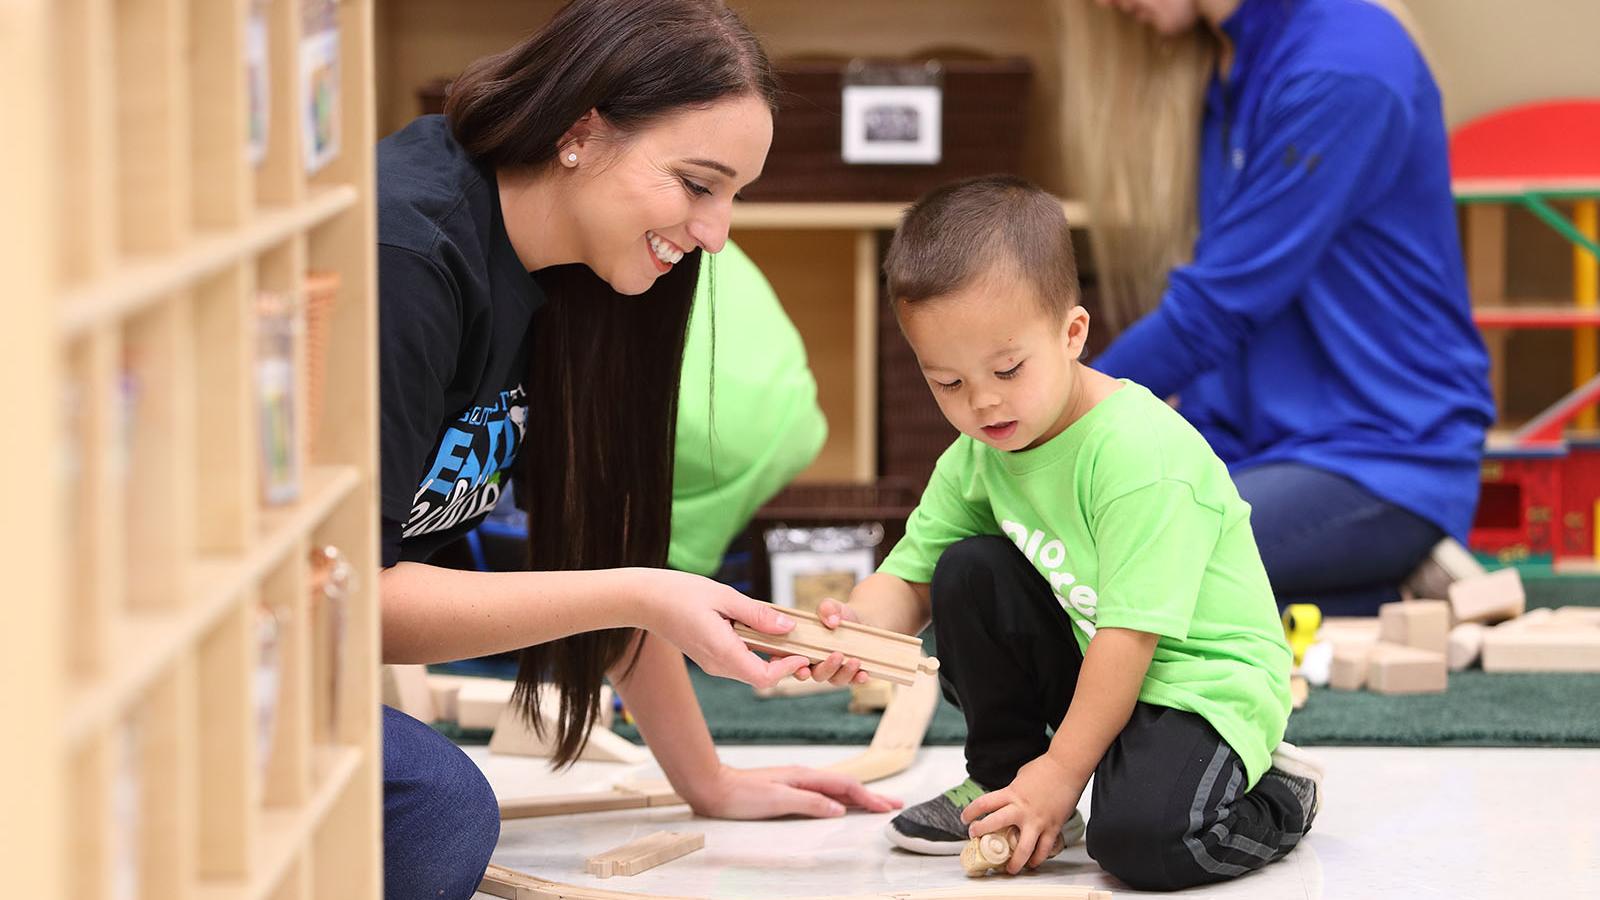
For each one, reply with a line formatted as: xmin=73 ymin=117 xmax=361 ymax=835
xmin=670 ymin=240 xmax=827 ymax=576
xmin=879 ymin=380 xmax=1291 ymax=785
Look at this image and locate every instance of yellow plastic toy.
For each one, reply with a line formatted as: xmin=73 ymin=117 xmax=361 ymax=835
xmin=1281 ymin=603 xmax=1323 ymax=668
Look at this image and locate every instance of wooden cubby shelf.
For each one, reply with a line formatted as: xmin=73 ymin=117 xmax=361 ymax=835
xmin=60 ymin=188 xmax=360 ymax=339
xmin=15 ymin=0 xmax=382 ymax=896
xmin=64 ymin=465 xmax=363 ymax=749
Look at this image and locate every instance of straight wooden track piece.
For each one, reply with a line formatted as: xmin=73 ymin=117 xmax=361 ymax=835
xmin=733 ymin=606 xmax=939 ymax=686
xmin=585 ymin=832 xmax=705 ymax=878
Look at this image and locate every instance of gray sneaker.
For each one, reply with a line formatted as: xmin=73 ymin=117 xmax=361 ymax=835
xmin=885 ymin=777 xmax=1087 ymax=856
xmin=1264 ymin=741 xmax=1324 ymax=832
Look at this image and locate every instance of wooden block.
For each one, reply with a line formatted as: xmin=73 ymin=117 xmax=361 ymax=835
xmin=488 ymin=700 xmax=650 ymax=764
xmin=848 ymin=678 xmax=896 ymax=714
xmin=1366 ymin=643 xmax=1447 ymax=694
xmin=1497 ymin=608 xmax=1554 ymax=630
xmin=1319 ymin=617 xmax=1381 ymax=645
xmin=1403 ymin=537 xmax=1488 ymax=600
xmin=456 ymin=677 xmax=516 ymax=731
xmin=1289 ymin=675 xmax=1309 ymax=710
xmin=734 ymin=605 xmax=939 ymax=686
xmin=1378 ymin=600 xmax=1451 ymax=656
xmin=1552 ymin=606 xmax=1600 ymax=627
xmin=1482 ymin=621 xmax=1600 ymax=672
xmin=429 ymin=681 xmax=461 ymax=725
xmin=585 ymin=831 xmax=704 ymax=878
xmin=1448 ymin=622 xmax=1486 ymax=671
xmin=382 ymin=665 xmax=436 ymax=723
xmin=1329 ymin=643 xmax=1372 ymax=691
xmin=1448 ymin=567 xmax=1526 ymax=625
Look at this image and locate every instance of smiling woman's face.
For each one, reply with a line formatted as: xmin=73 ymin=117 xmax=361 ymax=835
xmin=564 ymin=93 xmax=773 ymax=295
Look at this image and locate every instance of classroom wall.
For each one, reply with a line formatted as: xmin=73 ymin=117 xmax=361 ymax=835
xmin=1408 ymin=0 xmax=1600 ymax=129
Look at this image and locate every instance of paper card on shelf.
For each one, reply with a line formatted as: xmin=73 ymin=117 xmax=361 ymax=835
xmin=299 ymin=13 xmax=341 ymax=175
xmin=246 ymin=5 xmax=270 ymax=167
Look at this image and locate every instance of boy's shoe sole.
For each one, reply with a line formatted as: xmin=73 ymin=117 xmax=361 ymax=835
xmin=883 ymin=822 xmax=968 ymax=855
xmin=1269 ymin=740 xmax=1325 ymax=822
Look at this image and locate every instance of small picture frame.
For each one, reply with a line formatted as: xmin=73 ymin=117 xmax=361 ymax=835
xmin=841 ymin=83 xmax=942 ymax=165
xmin=256 ymin=292 xmax=301 ymax=506
xmin=765 ymin=525 xmax=883 ymax=613
xmin=245 ymin=3 xmax=269 ymax=167
xmin=299 ymin=11 xmax=341 ymax=174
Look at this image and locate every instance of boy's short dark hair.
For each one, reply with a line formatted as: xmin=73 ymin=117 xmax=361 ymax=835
xmin=883 ymin=174 xmax=1079 ymax=320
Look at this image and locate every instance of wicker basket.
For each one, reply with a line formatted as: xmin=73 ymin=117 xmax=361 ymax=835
xmin=740 ymin=55 xmax=1032 ymax=203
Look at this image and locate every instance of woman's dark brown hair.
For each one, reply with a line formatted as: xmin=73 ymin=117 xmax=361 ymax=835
xmin=443 ymin=0 xmax=778 ymax=767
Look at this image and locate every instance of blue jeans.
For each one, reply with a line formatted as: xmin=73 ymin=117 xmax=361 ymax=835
xmin=383 ymin=706 xmax=500 ymax=900
xmin=1234 ymin=463 xmax=1444 ymax=617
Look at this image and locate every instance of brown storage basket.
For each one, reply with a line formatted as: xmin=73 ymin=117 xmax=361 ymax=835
xmin=741 ymin=55 xmax=1032 ymax=203
xmin=878 ymin=293 xmax=958 ymax=486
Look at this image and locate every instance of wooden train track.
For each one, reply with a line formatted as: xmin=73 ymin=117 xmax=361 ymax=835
xmin=734 ymin=606 xmax=940 ymax=686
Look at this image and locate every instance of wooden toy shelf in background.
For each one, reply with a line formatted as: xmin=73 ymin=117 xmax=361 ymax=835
xmin=6 ymin=1 xmax=383 ymax=897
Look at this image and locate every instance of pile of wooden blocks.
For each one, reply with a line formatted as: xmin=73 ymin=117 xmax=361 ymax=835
xmin=1329 ymin=565 xmax=1600 ymax=694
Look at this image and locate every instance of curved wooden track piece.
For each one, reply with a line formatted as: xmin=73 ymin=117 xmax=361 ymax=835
xmin=498 ymin=670 xmax=942 ymax=820
xmin=480 ymin=863 xmax=1114 ymax=900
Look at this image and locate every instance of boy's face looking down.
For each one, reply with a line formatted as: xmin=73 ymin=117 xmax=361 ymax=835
xmin=897 ymin=266 xmax=1092 ymax=452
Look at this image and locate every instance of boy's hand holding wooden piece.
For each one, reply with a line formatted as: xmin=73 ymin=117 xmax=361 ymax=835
xmin=961 ymin=752 xmax=1083 ymax=873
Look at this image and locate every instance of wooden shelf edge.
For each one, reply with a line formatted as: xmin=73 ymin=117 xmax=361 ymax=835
xmin=1454 ymin=177 xmax=1600 ymax=201
xmin=62 ymin=465 xmax=362 ymax=748
xmin=1474 ymin=306 xmax=1600 ymax=328
xmin=731 ymin=197 xmax=1089 ymax=230
xmin=195 ymin=746 xmax=363 ymax=900
xmin=59 ymin=186 xmax=360 ymax=339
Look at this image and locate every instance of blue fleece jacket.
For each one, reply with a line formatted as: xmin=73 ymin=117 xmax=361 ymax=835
xmin=1093 ymin=0 xmax=1493 ymax=541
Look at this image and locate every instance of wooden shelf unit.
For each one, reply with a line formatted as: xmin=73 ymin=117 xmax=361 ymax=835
xmin=9 ymin=1 xmax=382 ymax=898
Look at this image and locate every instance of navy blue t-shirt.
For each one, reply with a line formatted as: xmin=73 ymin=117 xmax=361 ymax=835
xmin=377 ymin=115 xmax=545 ymax=567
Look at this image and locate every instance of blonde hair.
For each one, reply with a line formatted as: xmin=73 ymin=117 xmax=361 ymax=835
xmin=1057 ymin=0 xmax=1428 ymax=334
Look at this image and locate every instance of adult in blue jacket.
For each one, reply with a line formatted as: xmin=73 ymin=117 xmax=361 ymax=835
xmin=1075 ymin=0 xmax=1494 ymax=615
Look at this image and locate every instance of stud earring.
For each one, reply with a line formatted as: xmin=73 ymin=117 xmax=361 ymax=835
xmin=567 ymin=153 xmax=578 ymax=164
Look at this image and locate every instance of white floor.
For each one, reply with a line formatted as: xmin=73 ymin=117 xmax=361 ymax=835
xmin=468 ymin=744 xmax=1600 ymax=899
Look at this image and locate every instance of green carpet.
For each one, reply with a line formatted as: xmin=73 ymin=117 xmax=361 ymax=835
xmin=436 ymin=563 xmax=1600 ymax=748
xmin=437 ymin=664 xmax=1600 ymax=749
xmin=1284 ymin=672 xmax=1600 ymax=746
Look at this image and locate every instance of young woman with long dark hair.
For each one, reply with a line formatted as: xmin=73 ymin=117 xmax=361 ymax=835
xmin=376 ymin=3 xmax=898 ymax=896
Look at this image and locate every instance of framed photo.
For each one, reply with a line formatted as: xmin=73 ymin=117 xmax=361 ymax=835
xmin=769 ymin=548 xmax=875 ymax=614
xmin=299 ymin=23 xmax=341 ymax=174
xmin=256 ymin=293 xmax=301 ymax=505
xmin=246 ymin=5 xmax=269 ymax=167
xmin=841 ymin=84 xmax=942 ymax=165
